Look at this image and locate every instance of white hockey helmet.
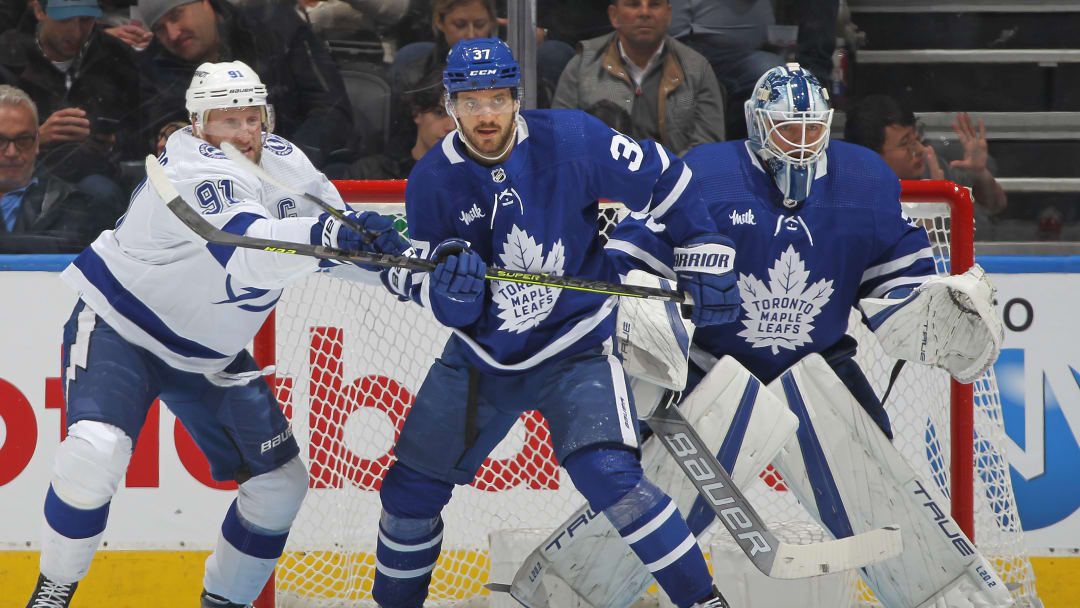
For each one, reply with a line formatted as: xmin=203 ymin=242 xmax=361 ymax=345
xmin=185 ymin=60 xmax=275 ymax=135
xmin=745 ymin=63 xmax=833 ymax=205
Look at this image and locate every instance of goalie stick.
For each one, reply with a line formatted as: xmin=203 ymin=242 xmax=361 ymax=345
xmin=645 ymin=393 xmax=903 ymax=579
xmin=144 ymin=155 xmax=687 ymax=301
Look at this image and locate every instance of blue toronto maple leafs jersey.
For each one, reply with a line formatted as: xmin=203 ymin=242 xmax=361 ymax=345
xmin=404 ymin=109 xmax=720 ymax=374
xmin=607 ymin=139 xmax=936 ymax=383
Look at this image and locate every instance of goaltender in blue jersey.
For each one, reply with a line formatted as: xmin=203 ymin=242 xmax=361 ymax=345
xmin=371 ymin=37 xmax=738 ymax=608
xmin=608 ymin=65 xmax=937 ymax=437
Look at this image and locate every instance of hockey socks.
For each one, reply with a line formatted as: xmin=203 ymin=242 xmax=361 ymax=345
xmin=608 ymin=485 xmax=713 ymax=608
xmin=372 ymin=514 xmax=444 ymax=608
xmin=203 ymin=500 xmax=289 ymax=604
xmin=40 ymin=484 xmax=110 ymax=584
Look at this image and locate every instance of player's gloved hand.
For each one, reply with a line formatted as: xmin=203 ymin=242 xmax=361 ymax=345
xmin=311 ymin=210 xmax=409 ymax=271
xmin=673 ymin=234 xmax=740 ymax=327
xmin=427 ymin=238 xmax=487 ymax=327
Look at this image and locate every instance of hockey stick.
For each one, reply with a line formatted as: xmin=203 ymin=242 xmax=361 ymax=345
xmin=219 ymin=142 xmax=378 ymax=244
xmin=645 ymin=396 xmax=903 ymax=579
xmin=144 ymin=155 xmax=687 ymax=301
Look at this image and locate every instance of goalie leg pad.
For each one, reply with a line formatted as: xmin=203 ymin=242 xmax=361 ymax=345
xmin=767 ymin=354 xmax=1014 ymax=608
xmin=507 ymin=358 xmax=798 ymax=608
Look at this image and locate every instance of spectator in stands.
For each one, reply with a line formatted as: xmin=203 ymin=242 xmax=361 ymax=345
xmin=553 ymin=0 xmax=725 ymax=156
xmin=343 ymin=77 xmax=453 ymax=179
xmin=299 ymin=0 xmax=408 ymax=43
xmin=844 ymin=94 xmax=1008 ymax=227
xmin=0 ymin=0 xmax=137 ymax=207
xmin=135 ymin=0 xmax=356 ymax=170
xmin=0 ymin=85 xmax=124 ymax=253
xmin=667 ymin=0 xmax=783 ymax=140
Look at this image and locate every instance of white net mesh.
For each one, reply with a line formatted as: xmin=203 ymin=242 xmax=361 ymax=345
xmin=266 ymin=190 xmax=1038 ymax=607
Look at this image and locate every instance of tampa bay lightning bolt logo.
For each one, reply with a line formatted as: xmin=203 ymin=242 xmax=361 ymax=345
xmin=264 ymin=134 xmax=293 ymax=156
xmin=212 ymin=275 xmax=282 ymax=312
xmin=199 ymin=143 xmax=228 ymax=159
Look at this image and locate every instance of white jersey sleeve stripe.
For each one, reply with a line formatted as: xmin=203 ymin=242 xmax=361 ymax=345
xmin=861 ymin=247 xmax=935 ymax=283
xmin=604 ymin=239 xmax=676 ymax=281
xmin=654 ymin=141 xmax=670 ymax=173
xmin=648 ymin=164 xmax=692 ymax=220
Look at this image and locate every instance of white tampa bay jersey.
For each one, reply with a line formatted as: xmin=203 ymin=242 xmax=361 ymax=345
xmin=61 ymin=127 xmax=370 ymax=374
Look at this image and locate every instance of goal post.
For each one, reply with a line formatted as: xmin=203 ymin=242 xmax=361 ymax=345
xmin=251 ymin=179 xmax=1038 ymax=608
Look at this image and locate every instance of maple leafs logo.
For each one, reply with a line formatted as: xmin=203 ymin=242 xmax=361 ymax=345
xmin=737 ymin=244 xmax=834 ymax=354
xmin=492 ymin=225 xmax=565 ymax=333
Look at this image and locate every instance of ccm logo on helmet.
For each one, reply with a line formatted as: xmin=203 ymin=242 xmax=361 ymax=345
xmin=469 ymin=69 xmax=498 ymax=76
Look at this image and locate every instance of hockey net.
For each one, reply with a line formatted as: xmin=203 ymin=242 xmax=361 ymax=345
xmin=256 ymin=179 xmax=1038 ymax=607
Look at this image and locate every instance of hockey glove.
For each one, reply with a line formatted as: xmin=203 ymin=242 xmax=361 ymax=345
xmin=311 ymin=210 xmax=409 ymax=271
xmin=428 ymin=238 xmax=487 ymax=327
xmin=673 ymin=234 xmax=739 ymax=327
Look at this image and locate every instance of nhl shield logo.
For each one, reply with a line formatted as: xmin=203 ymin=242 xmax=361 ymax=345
xmin=491 ymin=168 xmax=507 ymax=183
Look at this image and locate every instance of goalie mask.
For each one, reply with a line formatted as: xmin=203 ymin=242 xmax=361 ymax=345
xmin=745 ymin=63 xmax=833 ymax=206
xmin=186 ymin=60 xmax=275 ymax=143
xmin=442 ymin=37 xmax=522 ymax=162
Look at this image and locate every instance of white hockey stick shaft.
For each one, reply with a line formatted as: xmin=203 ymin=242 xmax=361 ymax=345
xmin=646 ymin=395 xmax=903 ymax=579
xmin=144 ymin=155 xmax=687 ymax=301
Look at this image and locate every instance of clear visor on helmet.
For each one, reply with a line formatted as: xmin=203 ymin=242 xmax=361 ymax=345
xmin=198 ymin=105 xmax=275 ymax=139
xmin=754 ymin=108 xmax=833 ymax=167
xmin=446 ymin=91 xmax=517 ymax=118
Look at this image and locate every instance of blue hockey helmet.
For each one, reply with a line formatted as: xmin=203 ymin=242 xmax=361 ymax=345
xmin=443 ymin=37 xmax=521 ymax=96
xmin=744 ymin=63 xmax=833 ymax=205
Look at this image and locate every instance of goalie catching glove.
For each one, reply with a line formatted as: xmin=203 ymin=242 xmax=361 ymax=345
xmin=673 ymin=234 xmax=740 ymax=327
xmin=860 ymin=264 xmax=1003 ymax=383
xmin=311 ymin=210 xmax=409 ymax=270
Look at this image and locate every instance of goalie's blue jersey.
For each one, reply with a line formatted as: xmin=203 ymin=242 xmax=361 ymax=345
xmin=404 ymin=109 xmax=720 ymax=375
xmin=607 ymin=139 xmax=936 ymax=383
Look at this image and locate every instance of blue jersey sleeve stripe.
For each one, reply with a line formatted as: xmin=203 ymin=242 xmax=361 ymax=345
xmin=206 ymin=212 xmax=263 ymax=268
xmin=648 ymin=164 xmax=692 ymax=219
xmin=861 ymin=247 xmax=934 ymax=283
xmin=72 ymin=249 xmax=231 ymax=360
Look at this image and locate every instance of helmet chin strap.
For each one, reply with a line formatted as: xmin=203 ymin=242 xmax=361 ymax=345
xmin=446 ymin=100 xmax=519 ymax=164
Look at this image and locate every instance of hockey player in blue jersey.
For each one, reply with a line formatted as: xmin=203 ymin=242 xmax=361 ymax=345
xmin=528 ymin=64 xmax=1010 ymax=608
xmin=370 ymin=37 xmax=739 ymax=608
xmin=24 ymin=61 xmax=411 ymax=608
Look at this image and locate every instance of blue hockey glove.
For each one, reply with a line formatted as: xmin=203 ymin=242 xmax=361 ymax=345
xmin=428 ymin=238 xmax=487 ymax=327
xmin=673 ymin=234 xmax=740 ymax=327
xmin=311 ymin=210 xmax=408 ymax=271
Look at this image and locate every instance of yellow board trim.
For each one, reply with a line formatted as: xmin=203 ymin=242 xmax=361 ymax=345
xmin=2 ymin=552 xmax=1076 ymax=606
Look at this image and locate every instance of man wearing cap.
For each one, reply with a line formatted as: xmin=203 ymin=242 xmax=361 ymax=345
xmin=136 ymin=0 xmax=356 ymax=171
xmin=0 ymin=0 xmax=139 ymax=207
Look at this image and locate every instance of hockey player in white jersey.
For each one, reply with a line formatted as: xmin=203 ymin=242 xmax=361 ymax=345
xmin=24 ymin=61 xmax=410 ymax=608
xmin=522 ymin=64 xmax=1012 ymax=608
xmin=369 ymin=37 xmax=739 ymax=608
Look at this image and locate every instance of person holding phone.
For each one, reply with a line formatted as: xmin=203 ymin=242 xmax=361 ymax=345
xmin=0 ymin=0 xmax=141 ymax=208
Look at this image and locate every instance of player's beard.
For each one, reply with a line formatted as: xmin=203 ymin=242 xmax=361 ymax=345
xmin=463 ymin=116 xmax=516 ymax=159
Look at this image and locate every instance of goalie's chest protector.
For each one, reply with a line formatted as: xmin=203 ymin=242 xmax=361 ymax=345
xmin=689 ymin=141 xmax=891 ymax=383
xmin=407 ymin=111 xmax=618 ymax=369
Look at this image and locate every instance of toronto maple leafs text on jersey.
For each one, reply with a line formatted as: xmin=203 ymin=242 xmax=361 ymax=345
xmin=60 ymin=128 xmax=373 ymax=374
xmin=402 ymin=109 xmax=722 ymax=374
xmin=606 ymin=139 xmax=937 ymax=383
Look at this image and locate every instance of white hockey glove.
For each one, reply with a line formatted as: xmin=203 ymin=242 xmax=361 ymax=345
xmin=616 ymin=270 xmax=695 ymax=391
xmin=860 ymin=264 xmax=1003 ymax=383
